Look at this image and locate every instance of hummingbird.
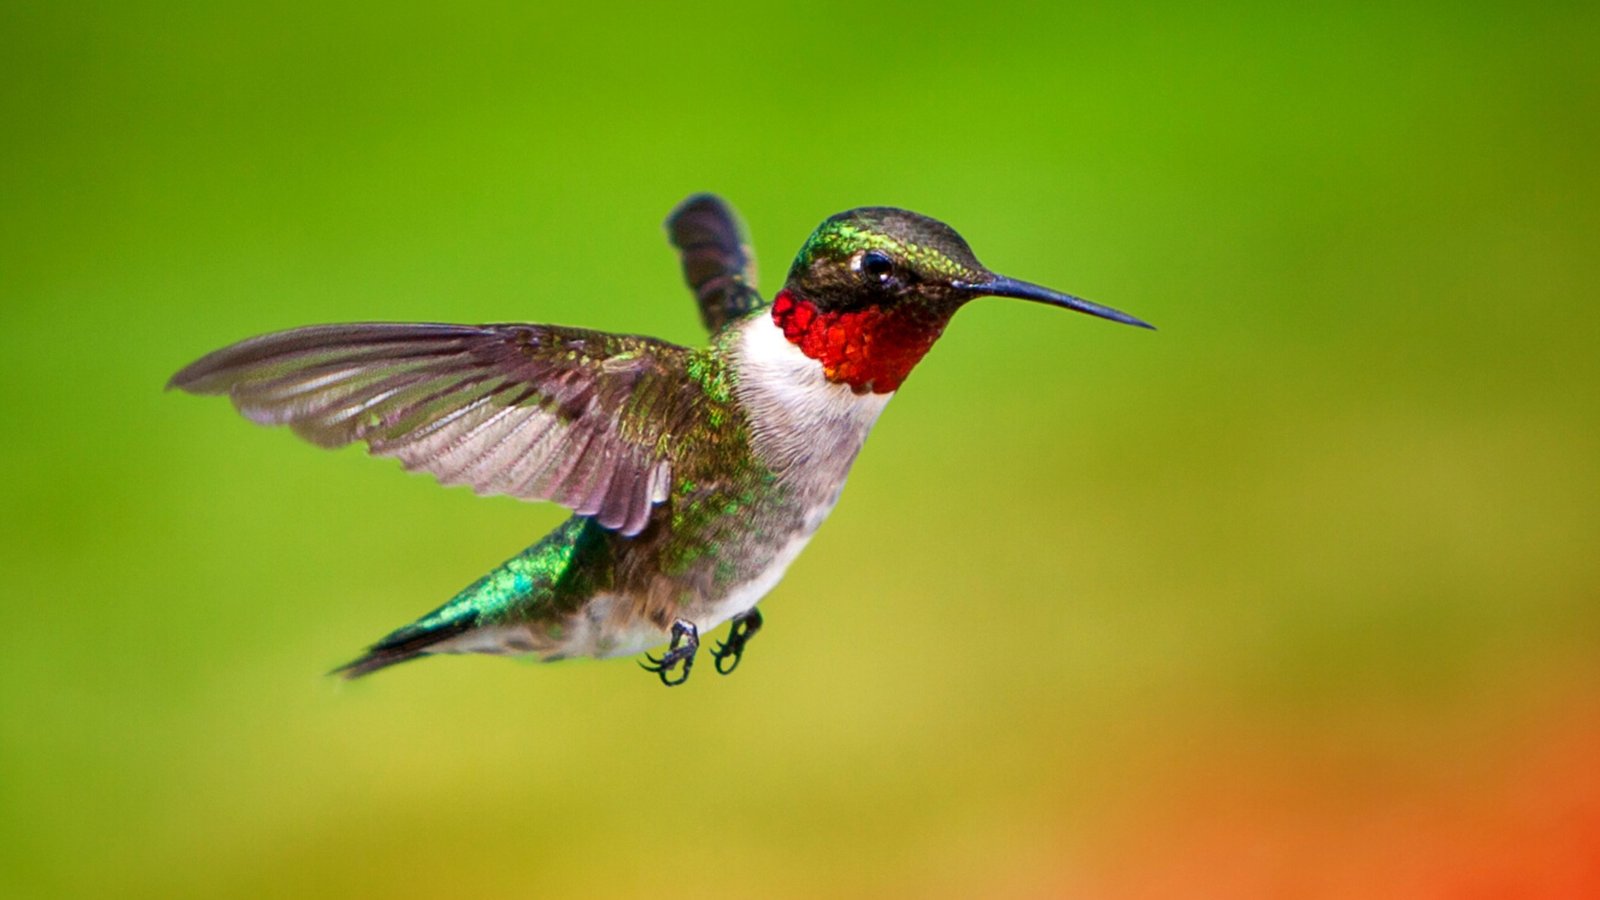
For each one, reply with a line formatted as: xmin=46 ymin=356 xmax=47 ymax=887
xmin=169 ymin=195 xmax=1152 ymax=686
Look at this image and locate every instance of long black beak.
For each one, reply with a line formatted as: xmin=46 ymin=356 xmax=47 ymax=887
xmin=957 ymin=276 xmax=1155 ymax=330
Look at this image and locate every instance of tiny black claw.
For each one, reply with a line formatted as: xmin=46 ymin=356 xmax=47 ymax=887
xmin=711 ymin=608 xmax=763 ymax=676
xmin=658 ymin=663 xmax=692 ymax=687
xmin=640 ymin=619 xmax=699 ymax=687
xmin=712 ymin=643 xmax=741 ymax=675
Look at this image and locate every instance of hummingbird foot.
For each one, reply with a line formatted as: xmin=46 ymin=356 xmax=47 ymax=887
xmin=639 ymin=619 xmax=699 ymax=687
xmin=711 ymin=608 xmax=763 ymax=675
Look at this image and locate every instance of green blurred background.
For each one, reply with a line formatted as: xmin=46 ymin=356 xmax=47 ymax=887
xmin=4 ymin=2 xmax=1598 ymax=897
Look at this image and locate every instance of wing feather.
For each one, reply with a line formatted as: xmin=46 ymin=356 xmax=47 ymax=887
xmin=666 ymin=194 xmax=764 ymax=332
xmin=169 ymin=322 xmax=705 ymax=535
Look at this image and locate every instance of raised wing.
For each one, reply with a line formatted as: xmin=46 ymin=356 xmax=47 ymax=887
xmin=169 ymin=323 xmax=702 ymax=536
xmin=666 ymin=194 xmax=764 ymax=332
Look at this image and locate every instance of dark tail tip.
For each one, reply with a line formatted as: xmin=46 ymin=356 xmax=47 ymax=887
xmin=329 ymin=648 xmax=422 ymax=680
xmin=330 ymin=618 xmax=475 ymax=680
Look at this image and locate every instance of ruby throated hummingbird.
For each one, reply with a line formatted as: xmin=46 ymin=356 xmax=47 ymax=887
xmin=170 ymin=196 xmax=1152 ymax=686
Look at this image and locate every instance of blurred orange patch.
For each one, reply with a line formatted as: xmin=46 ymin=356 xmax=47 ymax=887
xmin=1086 ymin=698 xmax=1600 ymax=899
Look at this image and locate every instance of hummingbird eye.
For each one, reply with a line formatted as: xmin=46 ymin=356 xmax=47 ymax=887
xmin=855 ymin=250 xmax=896 ymax=284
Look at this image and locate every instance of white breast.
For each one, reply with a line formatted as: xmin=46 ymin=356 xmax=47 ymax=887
xmin=732 ymin=314 xmax=892 ymax=485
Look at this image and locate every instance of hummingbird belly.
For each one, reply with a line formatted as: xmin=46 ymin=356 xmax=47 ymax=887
xmin=569 ymin=484 xmax=836 ymax=658
xmin=596 ymin=527 xmax=817 ymax=659
xmin=434 ymin=520 xmax=821 ymax=662
xmin=419 ymin=482 xmax=837 ymax=663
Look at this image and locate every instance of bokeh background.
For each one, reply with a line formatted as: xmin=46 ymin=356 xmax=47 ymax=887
xmin=4 ymin=2 xmax=1598 ymax=897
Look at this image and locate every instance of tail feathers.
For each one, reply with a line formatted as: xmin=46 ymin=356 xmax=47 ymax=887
xmin=333 ymin=518 xmax=592 ymax=679
xmin=332 ymin=617 xmax=476 ymax=680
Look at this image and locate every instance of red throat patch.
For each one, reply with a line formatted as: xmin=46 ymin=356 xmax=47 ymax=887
xmin=770 ymin=289 xmax=951 ymax=394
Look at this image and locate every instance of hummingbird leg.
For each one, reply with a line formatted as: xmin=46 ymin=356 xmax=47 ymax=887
xmin=711 ymin=608 xmax=763 ymax=675
xmin=639 ymin=619 xmax=699 ymax=687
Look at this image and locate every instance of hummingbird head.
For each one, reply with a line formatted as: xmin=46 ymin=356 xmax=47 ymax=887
xmin=771 ymin=207 xmax=1152 ymax=394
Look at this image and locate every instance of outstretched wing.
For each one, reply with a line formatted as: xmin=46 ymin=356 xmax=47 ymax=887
xmin=666 ymin=194 xmax=764 ymax=333
xmin=169 ymin=323 xmax=702 ymax=536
